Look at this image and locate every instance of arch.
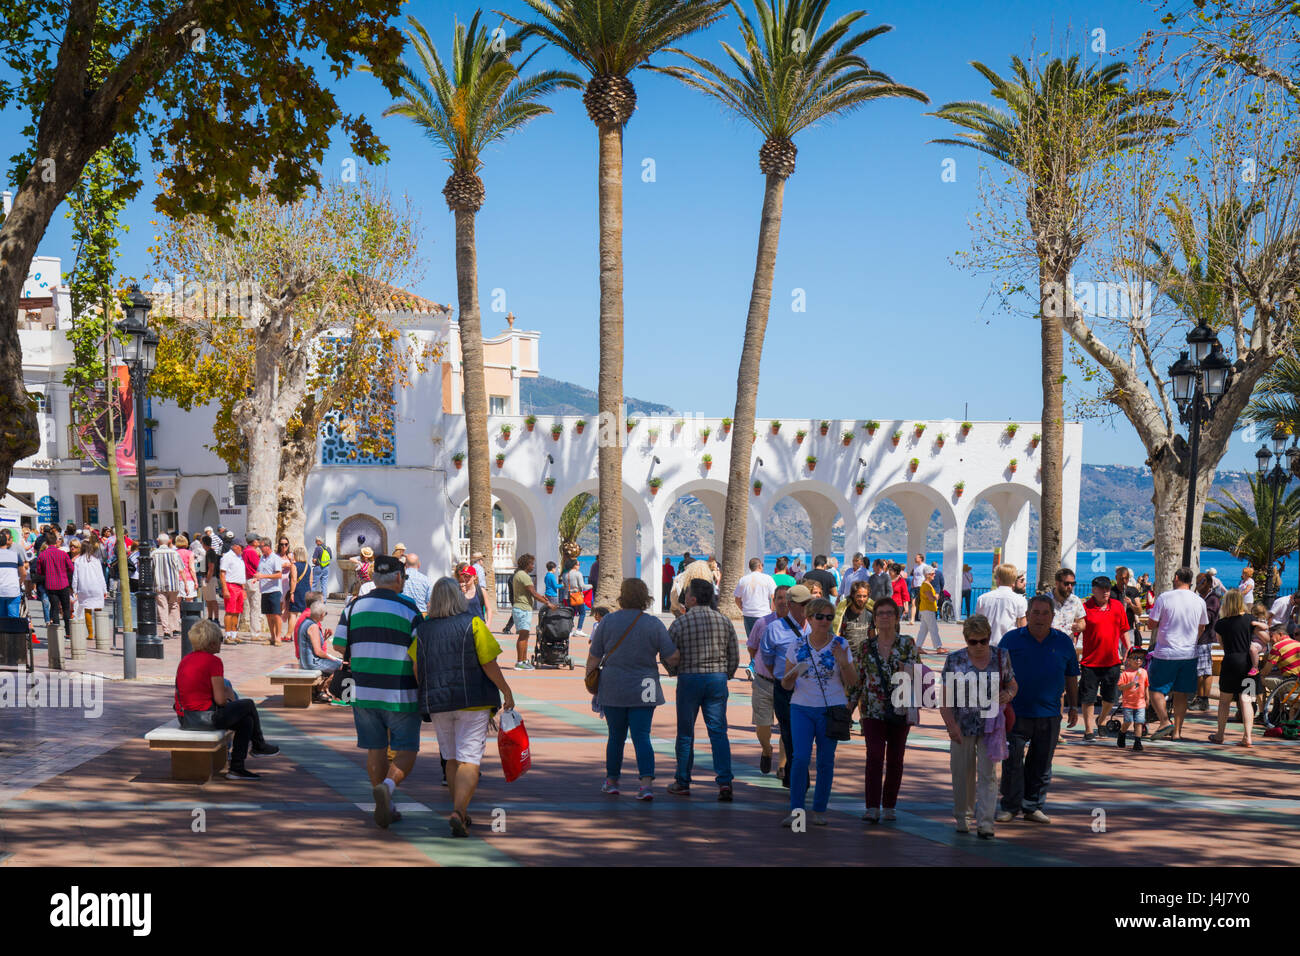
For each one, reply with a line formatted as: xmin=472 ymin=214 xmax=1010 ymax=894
xmin=186 ymin=489 xmax=219 ymax=533
xmin=456 ymin=477 xmax=543 ymax=579
xmin=557 ymin=477 xmax=657 ymax=586
xmin=336 ymin=512 xmax=386 ymax=595
xmin=764 ymin=479 xmax=855 ymax=563
xmin=868 ymin=480 xmax=963 ymax=593
xmin=964 ymin=482 xmax=1041 ymax=580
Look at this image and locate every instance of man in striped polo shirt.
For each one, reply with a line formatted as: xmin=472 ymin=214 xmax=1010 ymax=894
xmin=333 ymin=554 xmax=422 ymax=829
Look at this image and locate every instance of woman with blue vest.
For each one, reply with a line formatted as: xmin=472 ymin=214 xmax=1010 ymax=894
xmin=414 ymin=576 xmax=515 ymax=837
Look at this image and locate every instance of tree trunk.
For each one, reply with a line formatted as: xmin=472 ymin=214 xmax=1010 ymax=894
xmin=594 ymin=123 xmax=625 ymax=608
xmin=1150 ymin=460 xmax=1192 ymax=591
xmin=1037 ymin=259 xmax=1065 ymax=590
xmin=718 ymin=173 xmax=787 ymax=620
xmin=276 ymin=428 xmax=313 ymax=553
xmin=453 ymin=207 xmax=494 ymax=575
xmin=243 ymin=353 xmax=283 ymax=541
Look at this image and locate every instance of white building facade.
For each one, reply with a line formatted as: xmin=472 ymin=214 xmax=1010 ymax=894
xmin=11 ymin=257 xmax=1082 ymax=607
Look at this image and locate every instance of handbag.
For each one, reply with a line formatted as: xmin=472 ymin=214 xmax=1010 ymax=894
xmin=806 ymin=636 xmax=853 ymax=741
xmin=585 ymin=611 xmax=641 ymax=695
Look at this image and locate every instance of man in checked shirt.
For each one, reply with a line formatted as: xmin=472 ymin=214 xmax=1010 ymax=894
xmin=666 ymin=578 xmax=740 ymax=802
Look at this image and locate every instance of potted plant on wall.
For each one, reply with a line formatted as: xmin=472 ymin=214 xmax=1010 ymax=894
xmin=702 ymin=453 xmax=713 ymax=471
xmin=550 ymin=422 xmax=564 ymax=440
xmin=854 ymin=479 xmax=866 ymax=496
xmin=1008 ymin=458 xmax=1018 ymax=474
xmin=701 ymin=426 xmax=712 ymax=444
xmin=819 ymin=420 xmax=830 ymax=436
xmin=913 ymin=422 xmax=926 ymax=439
xmin=500 ymin=424 xmax=512 ymax=442
xmin=891 ymin=430 xmax=902 ymax=447
xmin=770 ymin=420 xmax=782 ymax=435
xmin=648 ymin=476 xmax=663 ymax=496
xmin=626 ymin=417 xmax=638 ymax=433
xmin=1030 ymin=432 xmax=1041 ymax=450
xmin=452 ymin=451 xmax=466 ymax=470
xmin=495 ymin=452 xmax=505 ymax=469
xmin=674 ymin=417 xmax=685 ymax=433
xmin=954 ymin=480 xmax=965 ymax=498
xmin=960 ymin=421 xmax=972 ymax=437
xmin=525 ymin=414 xmax=537 ymax=433
xmin=1005 ymin=423 xmax=1019 ymax=439
xmin=935 ymin=432 xmax=947 ymax=449
xmin=806 ymin=455 xmax=818 ymax=472
xmin=909 ymin=457 xmax=919 ymax=473
xmin=865 ymin=420 xmax=879 ymax=437
xmin=842 ymin=430 xmax=853 ymax=446
xmin=544 ymin=476 xmax=556 ymax=494
xmin=752 ymin=479 xmax=763 ymax=496
xmin=795 ymin=428 xmax=807 ymax=445
xmin=575 ymin=419 xmax=587 ymax=435
xmin=721 ymin=417 xmax=732 ymax=435
xmin=648 ymin=427 xmax=660 ymax=445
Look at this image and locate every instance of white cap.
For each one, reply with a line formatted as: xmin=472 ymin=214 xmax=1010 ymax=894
xmin=1207 ymin=568 xmax=1218 ymax=575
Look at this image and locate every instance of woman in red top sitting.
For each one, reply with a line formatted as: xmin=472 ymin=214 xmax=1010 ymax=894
xmin=175 ymin=619 xmax=279 ymax=779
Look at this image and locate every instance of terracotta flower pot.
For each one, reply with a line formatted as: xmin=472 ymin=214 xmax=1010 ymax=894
xmin=795 ymin=435 xmax=804 ymax=445
xmin=753 ymin=486 xmax=762 ymax=496
xmin=545 ymin=484 xmax=554 ymax=494
xmin=453 ymin=460 xmax=463 ymax=470
xmin=891 ymin=437 xmax=900 ymax=447
xmin=526 ymin=423 xmax=535 ymax=432
xmin=495 ymin=458 xmax=505 ymax=470
xmin=854 ymin=485 xmax=865 ymax=496
xmin=576 ymin=423 xmax=585 ymax=434
xmin=703 ymin=462 xmax=712 ymax=471
xmin=722 ymin=423 xmax=732 ymax=434
xmin=807 ymin=462 xmax=817 ymax=472
xmin=819 ymin=425 xmax=829 ymax=436
xmin=842 ymin=437 xmax=851 ymax=446
xmin=866 ymin=427 xmax=878 ymax=437
xmin=650 ymin=486 xmax=659 ymax=496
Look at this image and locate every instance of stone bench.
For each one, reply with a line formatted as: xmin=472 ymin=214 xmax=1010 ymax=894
xmin=145 ymin=724 xmax=234 ymax=783
xmin=268 ymin=666 xmax=322 ymax=708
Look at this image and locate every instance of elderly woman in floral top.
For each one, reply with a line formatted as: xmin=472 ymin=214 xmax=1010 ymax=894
xmin=857 ymin=597 xmax=920 ymax=823
xmin=939 ymin=614 xmax=1017 ymax=839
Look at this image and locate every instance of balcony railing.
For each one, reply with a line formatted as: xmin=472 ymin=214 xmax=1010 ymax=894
xmin=455 ymin=537 xmax=515 ymax=570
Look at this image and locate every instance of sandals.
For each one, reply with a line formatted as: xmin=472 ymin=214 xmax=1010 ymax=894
xmin=1207 ymin=733 xmax=1225 ymax=744
xmin=449 ymin=811 xmax=469 ymax=838
xmin=1149 ymin=724 xmax=1174 ymax=740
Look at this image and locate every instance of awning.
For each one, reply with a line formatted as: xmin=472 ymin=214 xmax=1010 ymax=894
xmin=0 ymin=494 xmax=37 ymax=517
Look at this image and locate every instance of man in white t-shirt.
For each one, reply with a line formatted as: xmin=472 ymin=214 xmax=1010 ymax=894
xmin=734 ymin=558 xmax=777 ymax=640
xmin=975 ymin=563 xmax=1028 ymax=646
xmin=218 ymin=542 xmax=247 ymax=641
xmin=255 ymin=540 xmax=287 ymax=645
xmin=1146 ymin=567 xmax=1208 ymax=741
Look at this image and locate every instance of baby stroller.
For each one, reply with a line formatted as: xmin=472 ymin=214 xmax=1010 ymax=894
xmin=532 ymin=605 xmax=575 ymax=669
xmin=939 ymin=589 xmax=956 ymax=623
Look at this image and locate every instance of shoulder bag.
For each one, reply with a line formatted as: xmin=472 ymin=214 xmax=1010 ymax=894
xmin=806 ymin=636 xmax=853 ymax=740
xmin=585 ymin=611 xmax=642 ymax=695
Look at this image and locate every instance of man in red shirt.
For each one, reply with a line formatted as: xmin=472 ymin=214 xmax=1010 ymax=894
xmin=1080 ymin=575 xmax=1132 ymax=740
xmin=35 ymin=530 xmax=75 ymax=639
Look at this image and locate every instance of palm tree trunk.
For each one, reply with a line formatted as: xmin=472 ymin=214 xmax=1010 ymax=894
xmin=719 ymin=173 xmax=787 ymax=619
xmin=595 ymin=124 xmax=625 ymax=607
xmin=1037 ymin=259 xmax=1065 ymax=590
xmin=454 ymin=207 xmax=494 ymax=575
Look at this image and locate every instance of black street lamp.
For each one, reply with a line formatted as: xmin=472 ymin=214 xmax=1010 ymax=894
xmin=1168 ymin=324 xmax=1233 ymax=572
xmin=1256 ymin=428 xmax=1300 ymax=608
xmin=116 ymin=285 xmax=162 ymax=676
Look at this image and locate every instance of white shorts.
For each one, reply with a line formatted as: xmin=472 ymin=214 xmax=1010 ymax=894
xmin=433 ymin=709 xmax=492 ymax=766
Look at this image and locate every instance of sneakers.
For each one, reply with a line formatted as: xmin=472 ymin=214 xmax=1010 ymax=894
xmin=1190 ymin=696 xmax=1210 ymax=712
xmin=514 ymin=660 xmax=535 ymax=670
xmin=666 ymin=781 xmax=690 ymax=797
xmin=862 ymin=808 xmax=880 ymax=824
xmin=373 ymin=783 xmax=393 ymax=829
xmin=977 ymin=828 xmax=995 ymax=840
xmin=601 ymin=779 xmax=620 ymax=795
xmin=759 ymin=752 xmax=772 ymax=774
xmin=250 ymin=741 xmax=280 ymax=757
xmin=1116 ymin=731 xmax=1127 ymax=749
xmin=225 ymin=765 xmax=259 ymax=779
xmin=882 ymin=808 xmax=897 ymax=822
xmin=718 ymin=786 xmax=733 ymax=803
xmin=635 ymin=785 xmax=654 ymax=801
xmin=811 ymin=812 xmax=828 ymax=826
xmin=1083 ymin=732 xmax=1096 ymax=742
xmin=955 ymin=818 xmax=970 ymax=834
xmin=995 ymin=810 xmax=1015 ymax=823
xmin=1023 ymin=809 xmax=1051 ymax=824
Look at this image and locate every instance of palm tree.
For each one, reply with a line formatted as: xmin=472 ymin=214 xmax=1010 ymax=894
xmin=930 ymin=56 xmax=1174 ymax=592
xmin=381 ymin=12 xmax=580 ymax=570
xmin=648 ymin=0 xmax=926 ymax=614
xmin=558 ymin=491 xmax=600 ymax=561
xmin=1201 ymin=475 xmax=1300 ymax=584
xmin=505 ymin=0 xmax=730 ymax=606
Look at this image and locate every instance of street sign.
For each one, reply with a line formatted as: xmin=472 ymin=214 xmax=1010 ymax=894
xmin=37 ymin=495 xmax=58 ymax=524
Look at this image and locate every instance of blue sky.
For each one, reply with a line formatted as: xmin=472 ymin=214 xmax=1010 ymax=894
xmin=9 ymin=0 xmax=1265 ymax=471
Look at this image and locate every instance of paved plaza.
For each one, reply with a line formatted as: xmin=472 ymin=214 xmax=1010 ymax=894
xmin=1 ymin=606 xmax=1298 ymax=867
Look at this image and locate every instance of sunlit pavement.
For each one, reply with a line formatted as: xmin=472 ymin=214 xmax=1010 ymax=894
xmin=2 ymin=609 xmax=1298 ymax=866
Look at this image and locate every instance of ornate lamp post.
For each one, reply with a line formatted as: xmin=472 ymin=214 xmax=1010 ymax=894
xmin=116 ymin=285 xmax=163 ymax=674
xmin=1255 ymin=428 xmax=1300 ymax=608
xmin=1168 ymin=323 xmax=1233 ymax=571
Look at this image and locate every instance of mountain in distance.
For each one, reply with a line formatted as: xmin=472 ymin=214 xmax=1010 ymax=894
xmin=520 ymin=375 xmax=675 ymax=419
xmin=524 ymin=379 xmax=1257 ymax=555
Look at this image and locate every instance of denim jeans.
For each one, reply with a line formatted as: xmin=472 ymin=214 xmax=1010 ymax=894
xmin=999 ymin=714 xmax=1061 ymax=814
xmin=674 ymin=672 xmax=733 ymax=787
xmin=790 ymin=703 xmax=838 ymax=812
xmin=37 ymin=584 xmax=50 ymax=624
xmin=773 ymin=678 xmax=794 ymax=770
xmin=604 ymin=705 xmax=655 ymax=780
xmin=574 ymin=602 xmax=587 ymax=631
xmin=310 ymin=566 xmax=327 ymax=595
xmin=0 ymin=596 xmax=20 ymax=617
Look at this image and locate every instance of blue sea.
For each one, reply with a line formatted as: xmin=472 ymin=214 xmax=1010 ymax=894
xmin=575 ymin=549 xmax=1290 ymax=591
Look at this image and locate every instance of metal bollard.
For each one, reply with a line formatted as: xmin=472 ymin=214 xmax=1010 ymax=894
xmin=180 ymin=599 xmax=204 ymax=657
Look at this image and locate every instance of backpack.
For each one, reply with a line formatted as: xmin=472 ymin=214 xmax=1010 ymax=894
xmin=319 ymin=547 xmax=332 ymax=568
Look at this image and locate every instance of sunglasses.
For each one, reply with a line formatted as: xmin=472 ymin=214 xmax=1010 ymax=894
xmin=966 ymin=638 xmax=990 ymax=646
xmin=1060 ymin=581 xmax=1075 ymax=587
xmin=811 ymin=613 xmax=835 ymax=621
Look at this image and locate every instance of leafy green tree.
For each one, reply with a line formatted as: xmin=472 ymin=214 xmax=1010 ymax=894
xmin=649 ymin=0 xmax=925 ymax=613
xmin=1201 ymin=475 xmax=1300 ymax=581
xmin=558 ymin=492 xmax=600 ymax=562
xmin=379 ymin=11 xmax=579 ymax=575
xmin=0 ymin=0 xmax=409 ymax=493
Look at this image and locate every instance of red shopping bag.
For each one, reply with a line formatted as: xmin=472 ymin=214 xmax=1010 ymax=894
xmin=497 ymin=708 xmax=532 ymax=782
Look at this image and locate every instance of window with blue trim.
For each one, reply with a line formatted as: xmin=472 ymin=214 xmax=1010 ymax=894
xmin=318 ymin=337 xmax=397 ymax=466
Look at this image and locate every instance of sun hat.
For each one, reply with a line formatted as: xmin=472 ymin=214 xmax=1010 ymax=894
xmin=360 ymin=546 xmax=374 ymax=559
xmin=394 ymin=542 xmax=407 ymax=552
